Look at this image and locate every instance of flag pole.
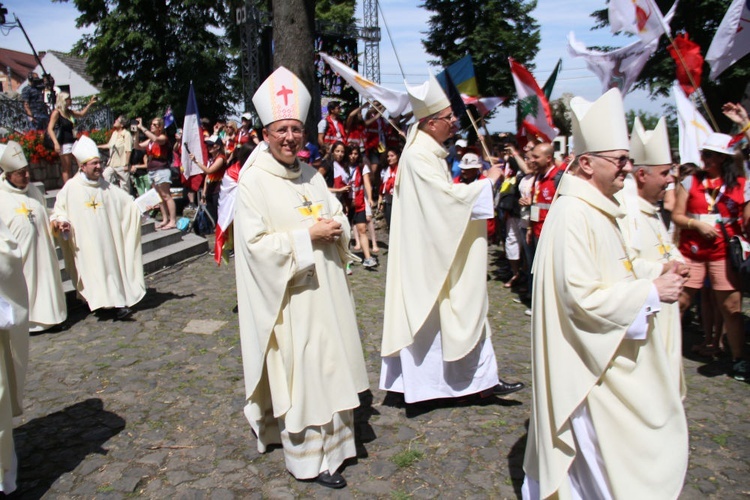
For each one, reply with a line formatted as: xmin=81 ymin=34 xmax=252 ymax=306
xmin=465 ymin=107 xmax=493 ymax=161
xmin=646 ymin=0 xmax=719 ymax=130
xmin=367 ymin=98 xmax=406 ymax=138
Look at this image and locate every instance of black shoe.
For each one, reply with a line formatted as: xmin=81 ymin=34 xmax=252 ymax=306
xmin=115 ymin=307 xmax=134 ymax=320
xmin=493 ymin=379 xmax=525 ymax=396
xmin=315 ymin=471 xmax=347 ymax=489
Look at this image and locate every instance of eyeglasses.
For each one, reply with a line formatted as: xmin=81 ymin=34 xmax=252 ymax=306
xmin=434 ymin=112 xmax=455 ymax=122
xmin=586 ymin=153 xmax=630 ymax=168
xmin=150 ymin=123 xmax=160 ymax=127
xmin=268 ymin=126 xmax=304 ymax=139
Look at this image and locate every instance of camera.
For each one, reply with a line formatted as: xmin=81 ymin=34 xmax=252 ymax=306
xmin=130 ymin=119 xmax=139 ymax=133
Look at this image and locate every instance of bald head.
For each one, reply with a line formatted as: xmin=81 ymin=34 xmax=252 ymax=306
xmin=529 ymin=142 xmax=554 ymax=174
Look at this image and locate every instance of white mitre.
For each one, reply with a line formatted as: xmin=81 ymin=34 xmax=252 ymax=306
xmin=630 ymin=116 xmax=671 ymax=166
xmin=72 ymin=135 xmax=101 ymax=165
xmin=0 ymin=141 xmax=28 ymax=173
xmin=570 ymin=88 xmax=629 ymax=155
xmin=252 ymin=66 xmax=311 ymax=126
xmin=405 ymin=72 xmax=450 ymax=120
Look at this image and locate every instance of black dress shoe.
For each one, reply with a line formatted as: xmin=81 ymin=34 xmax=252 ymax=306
xmin=115 ymin=307 xmax=134 ymax=320
xmin=493 ymin=379 xmax=525 ymax=396
xmin=315 ymin=470 xmax=347 ymax=489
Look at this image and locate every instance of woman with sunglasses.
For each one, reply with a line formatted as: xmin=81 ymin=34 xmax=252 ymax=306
xmin=137 ymin=117 xmax=176 ymax=230
xmin=671 ymin=133 xmax=749 ymax=381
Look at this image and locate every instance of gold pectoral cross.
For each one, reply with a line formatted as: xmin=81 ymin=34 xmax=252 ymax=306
xmin=621 ymin=256 xmax=634 ymax=274
xmin=296 ymin=195 xmax=323 ymax=218
xmin=15 ymin=202 xmax=35 ymax=222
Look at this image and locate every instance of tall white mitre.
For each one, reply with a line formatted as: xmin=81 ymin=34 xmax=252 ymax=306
xmin=71 ymin=135 xmax=101 ymax=165
xmin=631 ymin=116 xmax=672 ymax=166
xmin=252 ymin=66 xmax=312 ymax=127
xmin=405 ymin=72 xmax=450 ymax=120
xmin=0 ymin=141 xmax=28 ymax=173
xmin=570 ymin=88 xmax=629 ymax=155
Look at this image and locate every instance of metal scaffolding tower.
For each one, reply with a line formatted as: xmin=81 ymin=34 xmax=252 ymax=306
xmin=360 ymin=0 xmax=381 ymax=84
xmin=236 ymin=0 xmax=270 ymax=112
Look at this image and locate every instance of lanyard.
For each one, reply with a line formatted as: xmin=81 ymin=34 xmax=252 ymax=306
xmin=702 ymin=177 xmax=725 ymax=213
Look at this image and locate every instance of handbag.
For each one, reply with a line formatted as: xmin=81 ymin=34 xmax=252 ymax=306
xmin=718 ymin=221 xmax=750 ymax=290
xmin=43 ymin=123 xmax=60 ymax=151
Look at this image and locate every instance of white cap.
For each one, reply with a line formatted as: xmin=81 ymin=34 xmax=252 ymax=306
xmin=630 ymin=116 xmax=671 ymax=166
xmin=241 ymin=112 xmax=252 ymax=121
xmin=72 ymin=135 xmax=101 ymax=165
xmin=0 ymin=141 xmax=28 ymax=173
xmin=570 ymin=88 xmax=629 ymax=156
xmin=252 ymin=66 xmax=311 ymax=127
xmin=459 ymin=152 xmax=481 ymax=169
xmin=701 ymin=132 xmax=735 ymax=156
xmin=455 ymin=139 xmax=468 ymax=148
xmin=405 ymin=72 xmax=451 ymax=121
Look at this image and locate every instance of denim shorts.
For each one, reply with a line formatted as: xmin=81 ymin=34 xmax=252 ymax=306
xmin=148 ymin=168 xmax=171 ymax=186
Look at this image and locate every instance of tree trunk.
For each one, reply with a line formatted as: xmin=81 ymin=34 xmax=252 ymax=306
xmin=272 ymin=0 xmax=317 ymax=133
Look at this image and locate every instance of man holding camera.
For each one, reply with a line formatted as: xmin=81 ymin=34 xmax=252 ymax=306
xmin=99 ymin=115 xmax=134 ymax=193
xmin=21 ymin=72 xmax=50 ymax=131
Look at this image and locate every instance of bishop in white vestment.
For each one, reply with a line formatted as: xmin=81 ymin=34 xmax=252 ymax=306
xmin=523 ymin=89 xmax=687 ymax=500
xmin=234 ymin=67 xmax=368 ymax=489
xmin=51 ymin=136 xmax=145 ymax=318
xmin=379 ymin=74 xmax=523 ymax=403
xmin=0 ymin=141 xmax=66 ymax=331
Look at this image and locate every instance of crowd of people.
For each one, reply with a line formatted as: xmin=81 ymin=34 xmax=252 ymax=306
xmin=2 ymin=62 xmax=749 ymax=495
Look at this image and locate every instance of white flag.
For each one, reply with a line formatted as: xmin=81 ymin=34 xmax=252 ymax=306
xmin=608 ymin=0 xmax=678 ymax=44
xmin=318 ymin=52 xmax=412 ymax=116
xmin=568 ymin=32 xmax=658 ymax=95
xmin=673 ymin=82 xmax=713 ymax=165
xmin=706 ymin=0 xmax=750 ymax=80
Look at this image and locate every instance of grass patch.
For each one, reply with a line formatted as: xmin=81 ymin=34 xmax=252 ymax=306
xmin=391 ymin=449 xmax=424 ymax=468
xmin=97 ymin=484 xmax=115 ymax=493
xmin=481 ymin=419 xmax=507 ymax=429
xmin=391 ymin=490 xmax=412 ymax=500
xmin=712 ymin=433 xmax=730 ymax=447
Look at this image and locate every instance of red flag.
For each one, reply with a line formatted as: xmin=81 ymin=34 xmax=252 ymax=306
xmin=667 ymin=33 xmax=703 ymax=96
xmin=509 ymin=57 xmax=559 ymax=143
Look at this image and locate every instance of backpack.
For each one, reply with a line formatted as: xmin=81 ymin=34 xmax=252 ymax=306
xmin=193 ymin=205 xmax=215 ymax=236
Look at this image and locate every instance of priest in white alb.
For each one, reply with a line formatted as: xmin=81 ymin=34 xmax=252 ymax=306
xmin=618 ymin=116 xmax=689 ymax=398
xmin=51 ymin=136 xmax=145 ymax=320
xmin=0 ymin=141 xmax=67 ymax=331
xmin=522 ymin=88 xmax=688 ymax=499
xmin=379 ymin=73 xmax=524 ymax=403
xmin=0 ymin=218 xmax=29 ymax=494
xmin=234 ymin=67 xmax=368 ymax=490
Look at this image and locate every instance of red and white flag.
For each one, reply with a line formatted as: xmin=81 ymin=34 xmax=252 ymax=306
xmin=673 ymin=82 xmax=713 ymax=165
xmin=706 ymin=0 xmax=750 ymax=80
xmin=667 ymin=33 xmax=703 ymax=96
xmin=568 ymin=32 xmax=658 ymax=96
xmin=608 ymin=0 xmax=677 ymax=44
xmin=509 ymin=58 xmax=558 ymax=142
xmin=461 ymin=95 xmax=507 ymax=116
xmin=214 ymin=161 xmax=242 ymax=265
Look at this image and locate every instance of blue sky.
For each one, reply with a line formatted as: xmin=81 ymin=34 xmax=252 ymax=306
xmin=2 ymin=0 xmax=671 ymax=132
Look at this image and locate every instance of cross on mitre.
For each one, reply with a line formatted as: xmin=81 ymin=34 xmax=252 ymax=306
xmin=252 ymin=66 xmax=311 ymax=127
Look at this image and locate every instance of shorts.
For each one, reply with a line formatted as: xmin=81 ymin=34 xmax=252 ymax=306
xmin=62 ymin=143 xmax=74 ymax=155
xmin=352 ymin=211 xmax=367 ymax=224
xmin=683 ymin=255 xmax=739 ymax=291
xmin=148 ymin=168 xmax=172 ymax=186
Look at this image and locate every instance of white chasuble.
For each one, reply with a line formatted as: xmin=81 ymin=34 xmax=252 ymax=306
xmin=0 ymin=220 xmax=29 ymax=493
xmin=0 ymin=176 xmax=66 ymax=331
xmin=617 ymin=195 xmax=687 ymax=399
xmin=234 ymin=149 xmax=368 ymax=462
xmin=524 ymin=175 xmax=687 ymax=499
xmin=52 ymin=173 xmax=145 ymax=310
xmin=382 ymin=129 xmax=494 ymax=361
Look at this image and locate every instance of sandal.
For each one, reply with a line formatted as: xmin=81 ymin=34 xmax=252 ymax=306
xmin=504 ymin=275 xmax=519 ymax=288
xmin=159 ymin=224 xmax=177 ymax=231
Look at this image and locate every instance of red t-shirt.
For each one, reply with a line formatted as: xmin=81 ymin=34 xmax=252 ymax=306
xmin=679 ymin=174 xmax=748 ymax=261
xmin=531 ymin=165 xmax=563 ymax=238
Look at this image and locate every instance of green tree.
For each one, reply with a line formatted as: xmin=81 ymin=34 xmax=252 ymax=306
xmin=421 ymin=0 xmax=540 ymax=99
xmin=591 ymin=0 xmax=750 ymax=133
xmin=316 ymin=0 xmax=356 ymax=26
xmin=55 ymin=0 xmax=236 ymax=122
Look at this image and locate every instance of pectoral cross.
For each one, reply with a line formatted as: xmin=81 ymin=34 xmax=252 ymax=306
xmin=296 ymin=195 xmax=322 ymax=218
xmin=15 ymin=202 xmax=34 ymax=222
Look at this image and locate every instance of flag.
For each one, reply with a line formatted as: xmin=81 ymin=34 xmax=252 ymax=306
xmin=181 ymin=84 xmax=207 ymax=178
xmin=439 ymin=69 xmax=468 ymax=122
xmin=163 ymin=105 xmax=174 ymax=129
xmin=318 ymin=52 xmax=411 ymax=116
xmin=673 ymin=82 xmax=713 ymax=165
xmin=461 ymin=95 xmax=507 ymax=116
xmin=214 ymin=160 xmax=242 ymax=265
xmin=436 ymin=55 xmax=479 ymax=97
xmin=509 ymin=57 xmax=559 ymax=142
xmin=568 ymin=32 xmax=658 ymax=95
xmin=608 ymin=0 xmax=678 ymax=44
xmin=706 ymin=0 xmax=750 ymax=80
xmin=667 ymin=33 xmax=703 ymax=96
xmin=542 ymin=59 xmax=562 ymax=100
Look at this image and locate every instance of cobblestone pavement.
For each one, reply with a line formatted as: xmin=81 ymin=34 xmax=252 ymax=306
xmin=9 ymin=228 xmax=750 ymax=499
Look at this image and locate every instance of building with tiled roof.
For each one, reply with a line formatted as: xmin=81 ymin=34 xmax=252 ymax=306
xmin=0 ymin=47 xmax=39 ymax=93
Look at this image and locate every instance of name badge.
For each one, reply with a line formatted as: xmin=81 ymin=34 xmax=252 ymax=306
xmin=530 ymin=205 xmax=541 ymax=222
xmin=699 ymin=214 xmax=719 ymax=226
